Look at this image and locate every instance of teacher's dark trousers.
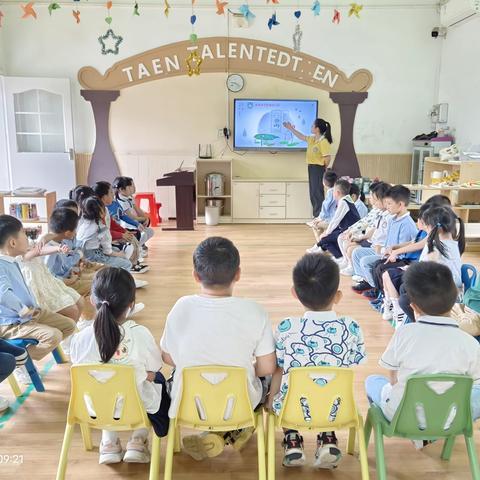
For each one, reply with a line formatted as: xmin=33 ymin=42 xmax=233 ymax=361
xmin=308 ymin=164 xmax=325 ymax=217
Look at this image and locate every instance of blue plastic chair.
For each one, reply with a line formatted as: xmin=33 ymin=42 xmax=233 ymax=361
xmin=462 ymin=264 xmax=478 ymax=292
xmin=6 ymin=339 xmax=67 ymax=393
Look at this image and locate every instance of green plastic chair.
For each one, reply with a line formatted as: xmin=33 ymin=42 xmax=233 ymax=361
xmin=364 ymin=374 xmax=480 ymax=480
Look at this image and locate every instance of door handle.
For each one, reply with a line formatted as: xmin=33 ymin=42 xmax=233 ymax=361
xmin=66 ymin=148 xmax=75 ymax=161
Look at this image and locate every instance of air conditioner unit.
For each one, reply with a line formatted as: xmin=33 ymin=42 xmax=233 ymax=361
xmin=441 ymin=0 xmax=480 ymax=27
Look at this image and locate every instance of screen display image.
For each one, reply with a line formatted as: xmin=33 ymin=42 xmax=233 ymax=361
xmin=234 ymin=99 xmax=318 ymax=151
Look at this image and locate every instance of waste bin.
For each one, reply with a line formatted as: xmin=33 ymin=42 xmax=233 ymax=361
xmin=205 ymin=205 xmax=221 ymax=226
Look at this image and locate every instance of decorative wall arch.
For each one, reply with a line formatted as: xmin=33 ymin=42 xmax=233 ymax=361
xmin=79 ymin=37 xmax=373 ymax=182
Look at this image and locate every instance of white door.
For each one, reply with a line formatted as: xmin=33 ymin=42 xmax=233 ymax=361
xmin=286 ymin=182 xmax=312 ymax=219
xmin=232 ymin=182 xmax=259 ymax=218
xmin=3 ymin=77 xmax=75 ymax=199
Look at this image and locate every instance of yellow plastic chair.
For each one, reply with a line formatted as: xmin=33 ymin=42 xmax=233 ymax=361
xmin=56 ymin=364 xmax=161 ymax=480
xmin=267 ymin=367 xmax=369 ymax=480
xmin=164 ymin=366 xmax=266 ymax=480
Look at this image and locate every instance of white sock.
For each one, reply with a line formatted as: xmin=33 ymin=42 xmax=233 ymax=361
xmin=391 ymin=298 xmax=401 ymax=314
xmin=102 ymin=430 xmax=120 ymax=445
xmin=131 ymin=428 xmax=149 ymax=441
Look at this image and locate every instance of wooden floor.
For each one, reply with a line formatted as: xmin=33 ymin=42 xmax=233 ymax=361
xmin=1 ymin=224 xmax=479 ymax=479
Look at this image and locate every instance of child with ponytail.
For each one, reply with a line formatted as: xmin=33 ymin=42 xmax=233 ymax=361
xmin=70 ymin=267 xmax=169 ymax=465
xmin=383 ymin=205 xmax=464 ymax=326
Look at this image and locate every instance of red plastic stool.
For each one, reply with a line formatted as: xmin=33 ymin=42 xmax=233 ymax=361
xmin=134 ymin=192 xmax=160 ymax=227
xmin=156 ymin=202 xmax=162 ymax=223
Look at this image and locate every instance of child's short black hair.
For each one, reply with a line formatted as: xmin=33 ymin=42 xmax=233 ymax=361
xmin=0 ymin=215 xmax=23 ymax=247
xmin=386 ymin=185 xmax=411 ymax=206
xmin=349 ymin=183 xmax=360 ymax=198
xmin=49 ymin=208 xmax=79 ymax=234
xmin=323 ymin=170 xmax=338 ymax=188
xmin=404 ymin=262 xmax=458 ymax=316
xmin=93 ymin=181 xmax=111 ymax=199
xmin=193 ymin=237 xmax=240 ymax=287
xmin=425 ymin=194 xmax=452 ymax=207
xmin=371 ymin=181 xmax=391 ymax=199
xmin=293 ymin=254 xmax=339 ymax=310
xmin=334 ymin=179 xmax=351 ymax=196
xmin=56 ymin=199 xmax=78 ymax=210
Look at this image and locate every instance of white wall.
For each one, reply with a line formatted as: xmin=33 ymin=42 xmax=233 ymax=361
xmin=1 ymin=3 xmax=441 ymax=158
xmin=438 ymin=13 xmax=480 ymax=149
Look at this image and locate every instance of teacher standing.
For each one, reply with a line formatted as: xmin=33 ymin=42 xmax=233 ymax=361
xmin=283 ymin=118 xmax=333 ymax=218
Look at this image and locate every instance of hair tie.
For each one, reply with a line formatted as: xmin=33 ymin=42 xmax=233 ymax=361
xmin=101 ymin=300 xmax=109 ymax=307
xmin=436 ymin=222 xmax=442 ymax=228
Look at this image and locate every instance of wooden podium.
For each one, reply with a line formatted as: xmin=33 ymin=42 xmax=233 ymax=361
xmin=156 ymin=171 xmax=195 ymax=231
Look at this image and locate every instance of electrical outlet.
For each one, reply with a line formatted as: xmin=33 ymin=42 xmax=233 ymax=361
xmin=217 ymin=128 xmax=224 ymax=139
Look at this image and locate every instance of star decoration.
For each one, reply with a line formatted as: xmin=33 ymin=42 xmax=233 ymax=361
xmin=133 ymin=1 xmax=140 ymax=15
xmin=239 ymin=4 xmax=255 ymax=23
xmin=48 ymin=2 xmax=60 ymax=15
xmin=267 ymin=0 xmax=280 ymax=3
xmin=215 ymin=0 xmax=228 ymax=15
xmin=332 ymin=8 xmax=340 ymax=24
xmin=294 ymin=9 xmax=301 ymax=19
xmin=164 ymin=0 xmax=170 ymax=16
xmin=267 ymin=12 xmax=279 ymax=30
xmin=21 ymin=2 xmax=37 ymax=19
xmin=311 ymin=0 xmax=320 ymax=16
xmin=349 ymin=3 xmax=362 ymax=18
xmin=98 ymin=28 xmax=123 ymax=55
xmin=190 ymin=14 xmax=196 ymax=24
xmin=185 ymin=50 xmax=202 ymax=76
xmin=72 ymin=9 xmax=80 ymax=23
xmin=293 ymin=23 xmax=302 ymax=52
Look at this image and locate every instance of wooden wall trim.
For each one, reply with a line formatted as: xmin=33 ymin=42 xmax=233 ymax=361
xmin=75 ymin=152 xmax=412 ymax=186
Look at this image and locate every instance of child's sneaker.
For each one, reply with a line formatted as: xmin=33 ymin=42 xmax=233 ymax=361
xmin=340 ymin=266 xmax=354 ymax=276
xmin=224 ymin=427 xmax=255 ymax=451
xmin=282 ymin=431 xmax=306 ymax=467
xmin=306 ymin=244 xmax=323 ymax=254
xmin=123 ymin=437 xmax=150 ymax=463
xmin=313 ymin=432 xmax=342 ymax=469
xmin=382 ymin=299 xmax=393 ymax=320
xmin=14 ymin=365 xmax=31 ymax=385
xmin=352 ymin=275 xmax=364 ymax=283
xmin=0 ymin=396 xmax=9 ymax=414
xmin=130 ymin=263 xmax=150 ymax=274
xmin=182 ymin=432 xmax=225 ymax=461
xmin=134 ymin=279 xmax=149 ymax=289
xmin=99 ymin=439 xmax=123 ymax=464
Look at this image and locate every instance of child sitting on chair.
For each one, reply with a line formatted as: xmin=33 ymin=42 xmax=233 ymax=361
xmin=160 ymin=236 xmax=276 ymax=461
xmin=365 ymin=262 xmax=480 ymax=433
xmin=267 ymin=254 xmax=366 ymax=469
xmin=70 ymin=267 xmax=170 ymax=465
xmin=309 ymin=170 xmax=338 ymax=241
xmin=307 ymin=179 xmax=360 ymax=257
xmin=0 ymin=215 xmax=76 ymax=381
xmin=349 ymin=183 xmax=368 ymax=219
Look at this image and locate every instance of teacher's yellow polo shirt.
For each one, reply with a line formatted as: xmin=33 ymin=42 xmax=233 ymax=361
xmin=306 ymin=136 xmax=330 ymax=166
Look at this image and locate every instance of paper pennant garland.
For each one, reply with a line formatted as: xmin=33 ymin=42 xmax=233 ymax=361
xmin=349 ymin=3 xmax=363 ymax=18
xmin=294 ymin=9 xmax=301 ymax=18
xmin=73 ymin=9 xmax=80 ymax=23
xmin=190 ymin=14 xmax=196 ymax=24
xmin=0 ymin=11 xmax=4 ymax=27
xmin=332 ymin=8 xmax=340 ymax=24
xmin=215 ymin=0 xmax=228 ymax=15
xmin=186 ymin=50 xmax=202 ymax=76
xmin=21 ymin=2 xmax=37 ymax=19
xmin=267 ymin=0 xmax=280 ymax=4
xmin=48 ymin=2 xmax=60 ymax=15
xmin=133 ymin=1 xmax=140 ymax=15
xmin=164 ymin=0 xmax=170 ymax=16
xmin=267 ymin=12 xmax=279 ymax=29
xmin=239 ymin=4 xmax=255 ymax=23
xmin=311 ymin=0 xmax=320 ymax=16
xmin=190 ymin=33 xmax=198 ymax=42
xmin=99 ymin=28 xmax=123 ymax=55
xmin=105 ymin=1 xmax=112 ymax=24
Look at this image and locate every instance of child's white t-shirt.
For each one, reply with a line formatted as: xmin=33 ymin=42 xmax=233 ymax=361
xmin=160 ymin=295 xmax=275 ymax=417
xmin=419 ymin=239 xmax=462 ymax=287
xmin=379 ymin=315 xmax=480 ymax=421
xmin=70 ymin=320 xmax=163 ymax=414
